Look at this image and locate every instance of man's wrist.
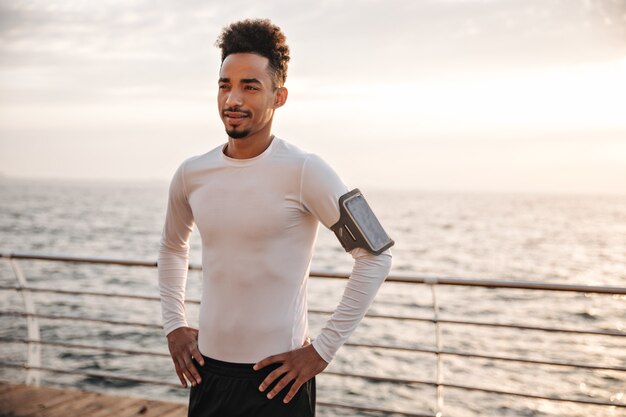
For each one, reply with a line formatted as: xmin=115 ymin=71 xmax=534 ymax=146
xmin=310 ymin=338 xmax=331 ymax=364
xmin=165 ymin=324 xmax=188 ymax=339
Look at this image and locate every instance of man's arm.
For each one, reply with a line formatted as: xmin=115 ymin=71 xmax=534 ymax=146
xmin=157 ymin=160 xmax=204 ymax=388
xmin=300 ymin=154 xmax=393 ymax=362
xmin=311 ymin=247 xmax=392 ymax=361
xmin=255 ymin=247 xmax=391 ymax=403
xmin=254 ymin=154 xmax=392 ymax=403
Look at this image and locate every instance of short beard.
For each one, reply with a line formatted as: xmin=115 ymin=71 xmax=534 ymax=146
xmin=226 ymin=128 xmax=251 ymax=139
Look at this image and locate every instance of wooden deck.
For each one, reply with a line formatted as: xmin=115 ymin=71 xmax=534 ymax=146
xmin=0 ymin=383 xmax=187 ymax=417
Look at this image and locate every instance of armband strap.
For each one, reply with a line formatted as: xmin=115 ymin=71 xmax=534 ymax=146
xmin=330 ymin=189 xmax=394 ymax=255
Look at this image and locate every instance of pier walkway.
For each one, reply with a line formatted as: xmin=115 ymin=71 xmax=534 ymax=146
xmin=0 ymin=383 xmax=187 ymax=417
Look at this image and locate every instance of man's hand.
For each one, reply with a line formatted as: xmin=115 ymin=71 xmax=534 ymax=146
xmin=166 ymin=327 xmax=205 ymax=388
xmin=254 ymin=342 xmax=328 ymax=404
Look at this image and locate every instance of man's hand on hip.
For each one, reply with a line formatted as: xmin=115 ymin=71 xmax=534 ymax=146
xmin=166 ymin=327 xmax=205 ymax=388
xmin=253 ymin=341 xmax=328 ymax=404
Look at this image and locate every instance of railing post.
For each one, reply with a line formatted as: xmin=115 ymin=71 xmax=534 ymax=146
xmin=9 ymin=257 xmax=41 ymax=386
xmin=425 ymin=277 xmax=444 ymax=417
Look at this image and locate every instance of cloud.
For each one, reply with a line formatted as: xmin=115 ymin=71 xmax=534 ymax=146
xmin=2 ymin=1 xmax=624 ymax=70
xmin=1 ymin=0 xmax=624 ymax=104
xmin=1 ymin=0 xmax=625 ymax=191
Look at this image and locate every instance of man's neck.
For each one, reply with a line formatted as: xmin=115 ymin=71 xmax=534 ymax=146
xmin=224 ymin=132 xmax=274 ymax=159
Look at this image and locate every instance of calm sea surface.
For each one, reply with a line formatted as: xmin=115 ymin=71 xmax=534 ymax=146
xmin=0 ymin=178 xmax=624 ymax=416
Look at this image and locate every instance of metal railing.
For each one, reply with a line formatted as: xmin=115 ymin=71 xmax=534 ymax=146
xmin=0 ymin=252 xmax=625 ymax=416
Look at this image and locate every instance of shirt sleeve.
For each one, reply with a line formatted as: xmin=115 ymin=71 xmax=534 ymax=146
xmin=300 ymin=154 xmax=393 ymax=363
xmin=157 ymin=160 xmax=195 ymax=337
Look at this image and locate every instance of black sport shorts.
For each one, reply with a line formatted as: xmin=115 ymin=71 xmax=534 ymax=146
xmin=188 ymin=354 xmax=316 ymax=417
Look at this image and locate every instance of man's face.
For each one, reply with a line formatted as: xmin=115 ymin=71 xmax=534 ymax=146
xmin=218 ymin=53 xmax=284 ymax=140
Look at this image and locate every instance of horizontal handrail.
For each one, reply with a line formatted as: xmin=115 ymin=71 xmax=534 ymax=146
xmin=1 ymin=286 xmax=624 ymax=338
xmin=429 ymin=318 xmax=624 ymax=337
xmin=1 ymin=360 xmax=622 ymax=409
xmin=3 ymin=336 xmax=624 ymax=373
xmin=324 ymin=371 xmax=625 ymax=408
xmin=1 ymin=337 xmax=171 ymax=357
xmin=2 ymin=252 xmax=625 ymax=294
xmin=0 ymin=253 xmax=162 ymax=269
xmin=0 ymin=285 xmax=162 ymax=302
xmin=0 ymin=361 xmax=182 ymax=388
xmin=0 ymin=311 xmax=163 ymax=329
xmin=438 ymin=382 xmax=625 ymax=408
xmin=343 ymin=342 xmax=626 ymax=372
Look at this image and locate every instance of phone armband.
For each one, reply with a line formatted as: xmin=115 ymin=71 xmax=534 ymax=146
xmin=330 ymin=189 xmax=394 ymax=255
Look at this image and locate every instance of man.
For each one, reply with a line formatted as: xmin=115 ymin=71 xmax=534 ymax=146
xmin=158 ymin=19 xmax=392 ymax=417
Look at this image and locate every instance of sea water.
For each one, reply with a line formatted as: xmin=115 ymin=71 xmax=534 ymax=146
xmin=0 ymin=179 xmax=624 ymax=416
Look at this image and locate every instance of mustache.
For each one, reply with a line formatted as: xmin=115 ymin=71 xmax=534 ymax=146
xmin=223 ymin=107 xmax=251 ymax=116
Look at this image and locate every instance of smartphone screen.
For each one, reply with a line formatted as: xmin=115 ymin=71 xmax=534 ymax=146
xmin=344 ymin=193 xmax=392 ymax=252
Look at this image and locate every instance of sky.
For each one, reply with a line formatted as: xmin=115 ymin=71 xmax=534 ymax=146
xmin=1 ymin=0 xmax=625 ymax=194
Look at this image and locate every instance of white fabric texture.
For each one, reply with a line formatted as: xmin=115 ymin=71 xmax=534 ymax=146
xmin=158 ymin=137 xmax=392 ymax=363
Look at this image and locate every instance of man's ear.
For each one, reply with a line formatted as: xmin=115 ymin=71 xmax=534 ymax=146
xmin=274 ymin=87 xmax=288 ymax=109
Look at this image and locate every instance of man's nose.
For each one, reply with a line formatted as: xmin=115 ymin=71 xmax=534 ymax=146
xmin=225 ymin=88 xmax=243 ymax=107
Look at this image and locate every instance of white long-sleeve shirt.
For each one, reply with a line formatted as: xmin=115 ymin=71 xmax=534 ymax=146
xmin=158 ymin=137 xmax=392 ymax=363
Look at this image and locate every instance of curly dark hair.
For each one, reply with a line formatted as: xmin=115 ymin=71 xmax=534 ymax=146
xmin=215 ymin=19 xmax=290 ymax=88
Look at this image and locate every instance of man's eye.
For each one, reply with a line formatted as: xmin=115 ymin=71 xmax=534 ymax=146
xmin=245 ymin=86 xmax=259 ymax=91
xmin=219 ymin=85 xmax=229 ymax=90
